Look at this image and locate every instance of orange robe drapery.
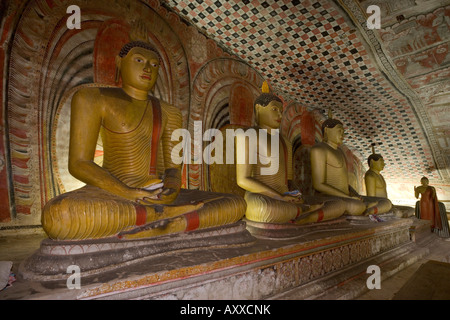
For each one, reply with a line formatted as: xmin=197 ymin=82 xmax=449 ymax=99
xmin=420 ymin=186 xmax=442 ymax=230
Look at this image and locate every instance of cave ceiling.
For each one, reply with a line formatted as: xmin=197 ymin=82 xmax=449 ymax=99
xmin=162 ymin=0 xmax=450 ymax=185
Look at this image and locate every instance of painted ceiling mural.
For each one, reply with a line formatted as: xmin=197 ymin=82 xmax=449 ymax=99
xmin=162 ymin=0 xmax=450 ymax=192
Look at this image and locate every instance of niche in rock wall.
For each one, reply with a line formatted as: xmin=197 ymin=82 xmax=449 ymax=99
xmin=6 ymin=0 xmax=189 ymax=220
xmin=188 ymin=58 xmax=263 ymax=191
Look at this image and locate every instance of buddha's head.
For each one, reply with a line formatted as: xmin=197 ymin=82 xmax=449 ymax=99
xmin=322 ymin=108 xmax=344 ymax=146
xmin=420 ymin=176 xmax=429 ymax=187
xmin=368 ymin=154 xmax=385 ymax=171
xmin=322 ymin=118 xmax=344 ymax=146
xmin=254 ymin=93 xmax=283 ymax=129
xmin=115 ymin=41 xmax=160 ymax=92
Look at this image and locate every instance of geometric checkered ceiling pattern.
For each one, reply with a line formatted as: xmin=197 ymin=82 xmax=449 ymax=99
xmin=162 ymin=0 xmax=441 ymax=183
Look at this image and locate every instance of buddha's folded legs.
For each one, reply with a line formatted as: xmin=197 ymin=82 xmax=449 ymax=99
xmin=119 ymin=189 xmax=247 ymax=239
xmin=342 ymin=198 xmax=367 ymax=216
xmin=361 ymin=196 xmax=392 ymax=215
xmin=244 ymin=192 xmax=348 ymax=225
xmin=42 ymin=186 xmax=244 ymax=240
xmin=303 ymin=194 xmax=365 ymax=218
xmin=244 ymin=192 xmax=298 ymax=223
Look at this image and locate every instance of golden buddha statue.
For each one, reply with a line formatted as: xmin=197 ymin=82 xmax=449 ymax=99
xmin=364 ymin=144 xmax=389 ymax=198
xmin=363 ymin=144 xmax=393 ymax=214
xmin=364 ymin=144 xmax=417 ymax=218
xmin=309 ymin=111 xmax=391 ymax=216
xmin=236 ymin=84 xmax=346 ymax=225
xmin=41 ymin=41 xmax=246 ymax=240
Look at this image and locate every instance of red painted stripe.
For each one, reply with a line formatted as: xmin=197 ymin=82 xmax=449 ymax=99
xmin=373 ymin=207 xmax=378 ymax=215
xmin=15 ymin=205 xmax=31 ymax=215
xmin=185 ymin=211 xmax=200 ymax=231
xmin=94 ymin=150 xmax=104 ymax=157
xmin=317 ymin=209 xmax=324 ymax=222
xmin=12 ymin=157 xmax=29 ymax=169
xmin=13 ymin=174 xmax=29 ymax=184
xmin=296 ymin=207 xmax=301 ymax=219
xmin=134 ymin=204 xmax=147 ymax=226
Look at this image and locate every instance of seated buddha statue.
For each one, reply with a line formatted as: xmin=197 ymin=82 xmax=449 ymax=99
xmin=308 ymin=110 xmax=392 ymax=216
xmin=364 ymin=144 xmax=415 ymax=218
xmin=364 ymin=144 xmax=393 ymax=212
xmin=236 ymin=84 xmax=349 ymax=225
xmin=364 ymin=145 xmax=388 ymax=198
xmin=41 ymin=41 xmax=246 ymax=240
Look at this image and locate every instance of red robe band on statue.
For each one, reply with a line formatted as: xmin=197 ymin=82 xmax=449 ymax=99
xmin=420 ymin=186 xmax=442 ymax=230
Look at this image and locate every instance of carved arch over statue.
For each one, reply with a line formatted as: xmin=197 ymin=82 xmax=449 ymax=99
xmin=281 ymin=102 xmax=320 ymax=145
xmin=187 ymin=58 xmax=263 ymax=190
xmin=6 ymin=0 xmax=189 ymax=219
xmin=281 ymin=101 xmax=367 ymax=195
xmin=281 ymin=102 xmax=322 ymax=195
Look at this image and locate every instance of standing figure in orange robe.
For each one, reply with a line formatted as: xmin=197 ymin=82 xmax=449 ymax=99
xmin=415 ymin=176 xmax=442 ymax=231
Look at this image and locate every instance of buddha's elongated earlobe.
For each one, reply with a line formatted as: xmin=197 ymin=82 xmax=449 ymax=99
xmin=115 ymin=55 xmax=121 ymax=84
xmin=115 ymin=66 xmax=120 ymax=83
xmin=254 ymin=104 xmax=261 ymax=124
xmin=323 ymin=127 xmax=328 ymax=142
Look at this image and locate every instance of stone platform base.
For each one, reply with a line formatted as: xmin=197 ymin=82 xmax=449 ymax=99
xmin=6 ymin=216 xmax=422 ymax=300
xmin=245 ymin=216 xmax=351 ymax=239
xmin=409 ymin=217 xmax=433 ymax=243
xmin=20 ymin=221 xmax=255 ymax=281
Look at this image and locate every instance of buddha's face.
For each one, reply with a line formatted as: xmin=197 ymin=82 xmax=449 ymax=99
xmin=371 ymin=157 xmax=385 ymax=171
xmin=256 ymin=100 xmax=283 ymax=130
xmin=324 ymin=124 xmax=344 ymax=146
xmin=118 ymin=47 xmax=159 ymax=91
xmin=421 ymin=178 xmax=429 ymax=187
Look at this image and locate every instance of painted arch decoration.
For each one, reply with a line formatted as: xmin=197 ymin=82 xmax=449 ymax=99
xmin=6 ymin=0 xmax=189 ymax=220
xmin=187 ymin=58 xmax=263 ymax=190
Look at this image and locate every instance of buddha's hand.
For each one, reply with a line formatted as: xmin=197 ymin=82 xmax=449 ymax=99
xmin=152 ymin=169 xmax=181 ymax=204
xmin=156 ymin=187 xmax=179 ymax=204
xmin=281 ymin=194 xmax=304 ymax=204
xmin=127 ymin=187 xmax=164 ymax=205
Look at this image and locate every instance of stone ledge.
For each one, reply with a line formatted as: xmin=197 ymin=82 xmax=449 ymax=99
xmin=83 ymin=218 xmax=413 ymax=299
xmin=19 ymin=221 xmax=255 ymax=281
xmin=4 ymin=217 xmax=415 ymax=300
xmin=274 ymin=241 xmax=429 ymax=300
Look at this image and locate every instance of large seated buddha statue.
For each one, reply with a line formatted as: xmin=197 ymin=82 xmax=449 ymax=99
xmin=41 ymin=41 xmax=246 ymax=240
xmin=236 ymin=84 xmax=351 ymax=225
xmin=364 ymin=144 xmax=415 ymax=218
xmin=308 ymin=111 xmax=392 ymax=216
